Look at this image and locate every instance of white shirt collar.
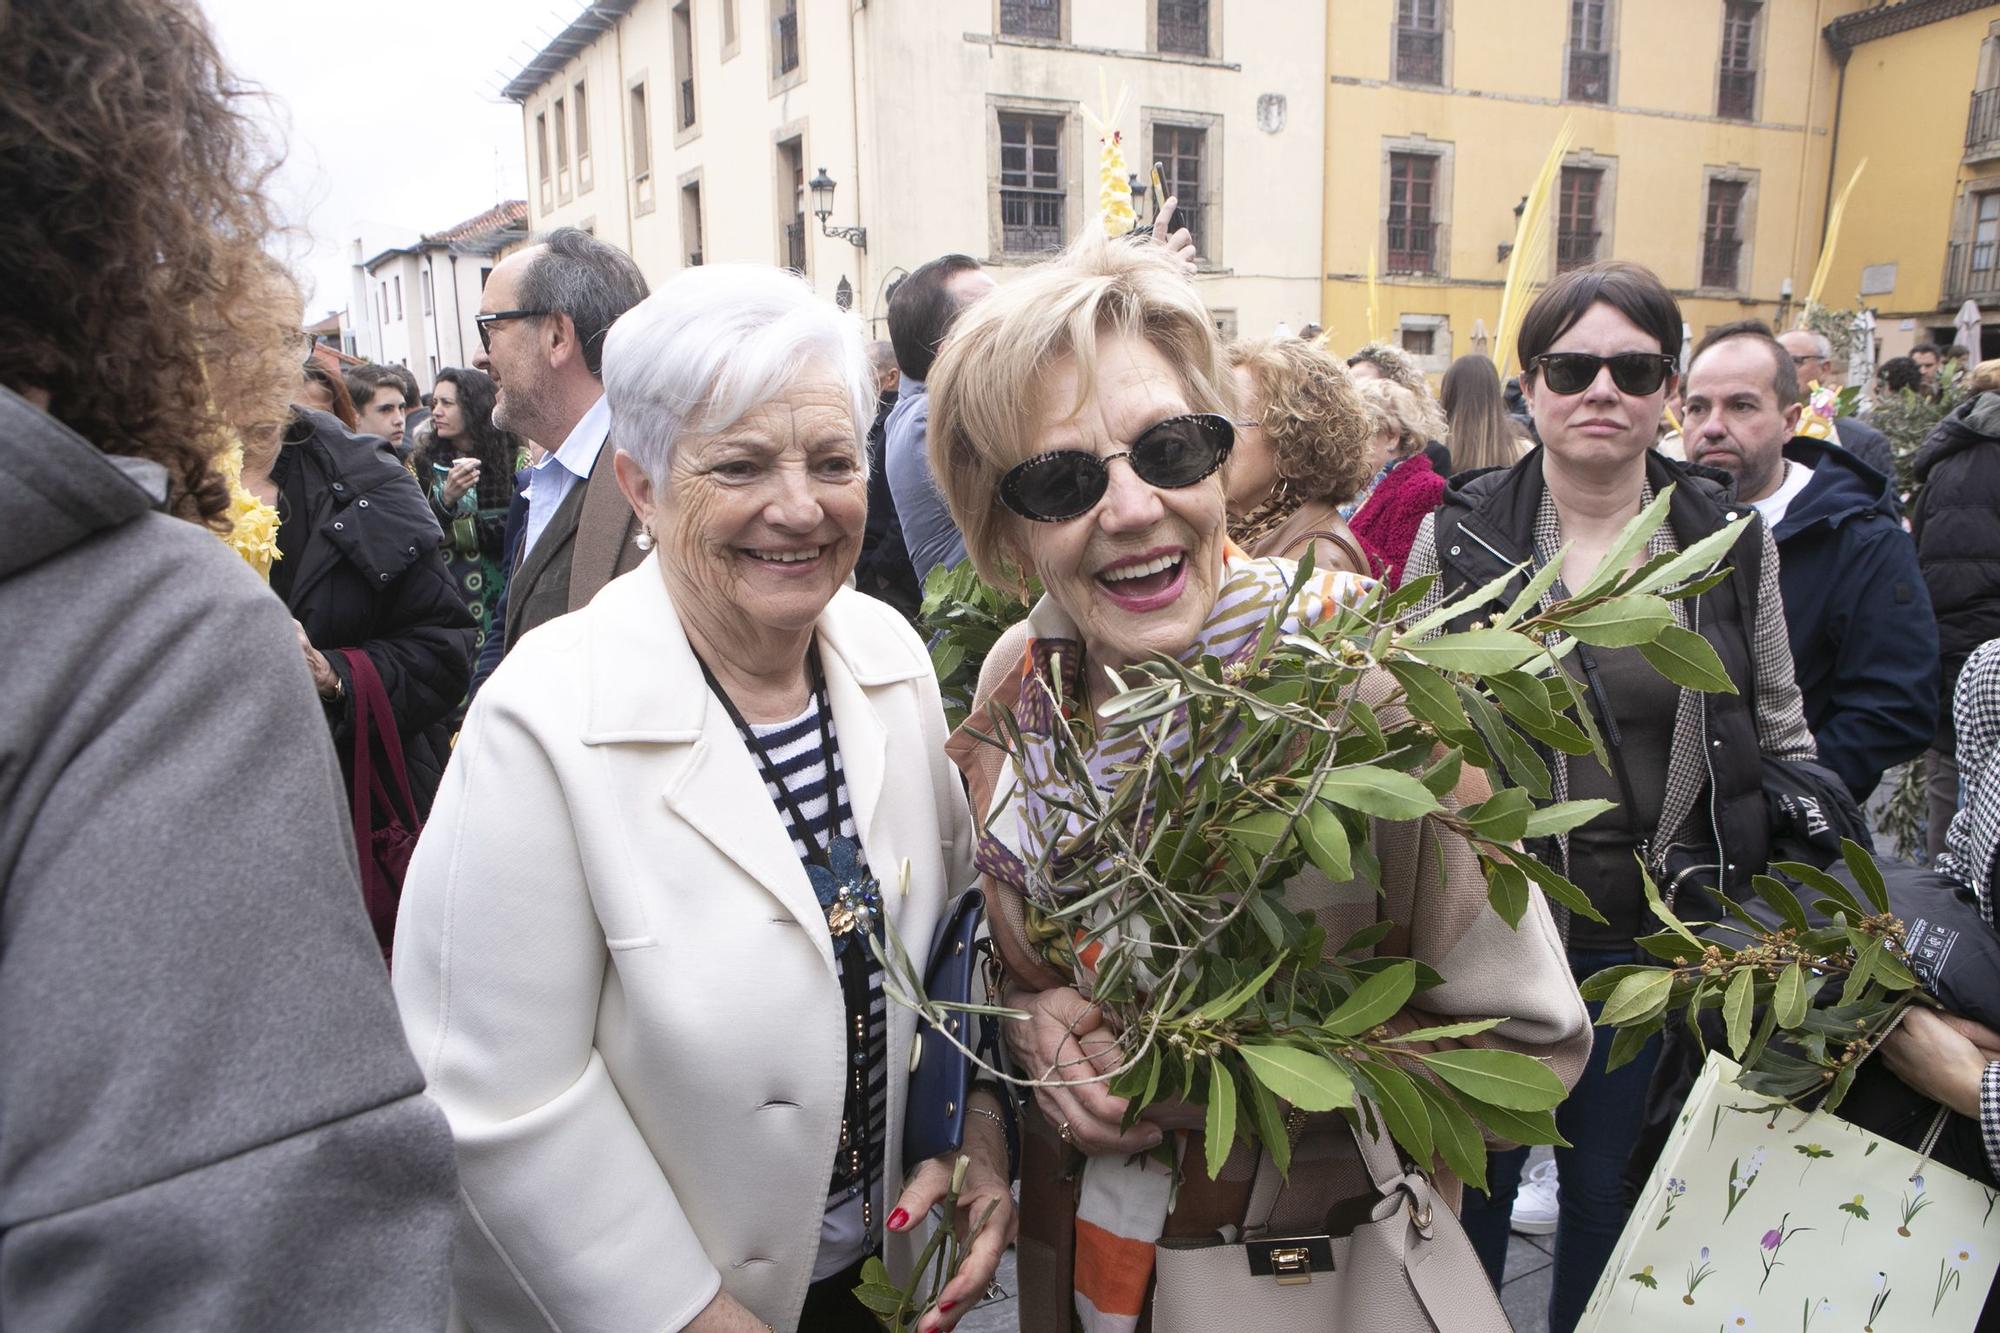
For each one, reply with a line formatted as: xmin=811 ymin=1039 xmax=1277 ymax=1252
xmin=543 ymin=393 xmax=612 ymax=481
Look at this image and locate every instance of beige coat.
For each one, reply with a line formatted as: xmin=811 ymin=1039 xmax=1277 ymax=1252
xmin=393 ymin=561 xmax=975 ymax=1332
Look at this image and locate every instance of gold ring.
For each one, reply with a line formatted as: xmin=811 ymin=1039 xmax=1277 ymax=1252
xmin=1057 ymin=1119 xmax=1076 ymax=1146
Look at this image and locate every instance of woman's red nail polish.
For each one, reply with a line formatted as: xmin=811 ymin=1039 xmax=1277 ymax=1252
xmin=939 ymin=1300 xmax=957 ymax=1314
xmin=887 ymin=1207 xmax=910 ymax=1231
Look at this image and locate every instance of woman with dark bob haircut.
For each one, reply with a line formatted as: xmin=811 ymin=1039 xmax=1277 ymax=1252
xmin=408 ymin=366 xmax=520 ymax=666
xmin=0 ymin=0 xmax=456 ymax=1324
xmin=1221 ymin=336 xmax=1375 ymax=575
xmin=1402 ymin=261 xmax=1817 ymax=1332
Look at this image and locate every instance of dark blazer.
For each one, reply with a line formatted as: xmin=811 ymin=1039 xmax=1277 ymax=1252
xmin=502 ymin=438 xmax=643 ymax=651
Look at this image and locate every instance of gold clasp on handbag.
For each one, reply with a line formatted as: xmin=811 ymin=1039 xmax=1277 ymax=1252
xmin=1246 ymin=1235 xmax=1335 ymax=1286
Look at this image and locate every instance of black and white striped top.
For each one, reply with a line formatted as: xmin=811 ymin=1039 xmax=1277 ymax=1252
xmin=745 ymin=699 xmax=888 ymax=1278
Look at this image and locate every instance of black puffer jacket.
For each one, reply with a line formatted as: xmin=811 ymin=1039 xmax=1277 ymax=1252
xmin=272 ymin=410 xmax=476 ymax=813
xmin=1913 ymin=392 xmax=2000 ymax=748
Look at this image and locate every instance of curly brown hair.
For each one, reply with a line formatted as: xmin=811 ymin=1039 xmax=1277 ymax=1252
xmin=1 ymin=0 xmax=291 ymax=527
xmin=1227 ymin=337 xmax=1375 ymax=504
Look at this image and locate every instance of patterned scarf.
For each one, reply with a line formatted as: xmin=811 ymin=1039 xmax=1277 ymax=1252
xmin=1225 ymin=483 xmax=1303 ymax=554
xmin=974 ymin=547 xmax=1370 ymax=1332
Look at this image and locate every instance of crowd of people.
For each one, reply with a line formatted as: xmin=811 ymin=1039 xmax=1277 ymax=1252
xmin=9 ymin=2 xmax=2000 ymax=1332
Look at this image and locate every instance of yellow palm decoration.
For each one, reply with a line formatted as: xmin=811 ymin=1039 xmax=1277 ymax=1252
xmin=1802 ymin=158 xmax=1867 ymax=320
xmin=1081 ymin=71 xmax=1136 ymax=239
xmin=1366 ymin=244 xmax=1383 ymax=345
xmin=1493 ymin=116 xmax=1577 ymax=377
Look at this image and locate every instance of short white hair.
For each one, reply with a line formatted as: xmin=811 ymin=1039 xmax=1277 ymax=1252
xmin=1780 ymin=327 xmax=1833 ymax=359
xmin=601 ymin=263 xmax=874 ymax=489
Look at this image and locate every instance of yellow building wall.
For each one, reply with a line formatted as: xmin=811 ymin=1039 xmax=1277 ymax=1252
xmin=1321 ymin=0 xmax=1862 ymax=372
xmin=1821 ymin=7 xmax=2000 ymax=351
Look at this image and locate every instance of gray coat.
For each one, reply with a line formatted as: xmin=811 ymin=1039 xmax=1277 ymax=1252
xmin=0 ymin=387 xmax=457 ymax=1330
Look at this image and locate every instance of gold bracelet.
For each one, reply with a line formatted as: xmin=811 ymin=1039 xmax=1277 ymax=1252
xmin=966 ymin=1105 xmax=1006 ymax=1133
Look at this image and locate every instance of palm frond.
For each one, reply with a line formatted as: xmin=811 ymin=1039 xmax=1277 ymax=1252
xmin=1493 ymin=116 xmax=1577 ymax=377
xmin=1802 ymin=158 xmax=1868 ymax=318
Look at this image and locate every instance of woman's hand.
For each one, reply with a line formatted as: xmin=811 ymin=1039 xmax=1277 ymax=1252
xmin=293 ymin=619 xmax=341 ymax=699
xmin=1150 ymin=196 xmax=1198 ymax=275
xmin=887 ymin=1098 xmax=1019 ymax=1333
xmin=1004 ymin=986 xmax=1163 ymax=1157
xmin=442 ymin=456 xmax=480 ymax=505
xmin=1880 ymin=1007 xmax=1999 ymax=1120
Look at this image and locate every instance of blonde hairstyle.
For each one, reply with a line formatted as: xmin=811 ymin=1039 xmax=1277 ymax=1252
xmin=1226 ymin=337 xmax=1374 ymax=504
xmin=1971 ymin=358 xmax=2000 ymax=395
xmin=1346 ymin=341 xmax=1428 ymax=395
xmin=1355 ymin=377 xmax=1446 ymax=460
xmin=928 ymin=234 xmax=1227 ymax=593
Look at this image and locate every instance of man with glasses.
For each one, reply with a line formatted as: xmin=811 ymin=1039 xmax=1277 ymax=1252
xmin=472 ymin=227 xmax=648 ymax=652
xmin=1775 ymin=327 xmax=1896 ymax=483
xmin=1687 ymin=320 xmax=1937 ymax=802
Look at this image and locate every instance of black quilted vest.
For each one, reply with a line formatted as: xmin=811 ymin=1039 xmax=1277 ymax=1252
xmin=1426 ymin=447 xmax=1770 ymax=902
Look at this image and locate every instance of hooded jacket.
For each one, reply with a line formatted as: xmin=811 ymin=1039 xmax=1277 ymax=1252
xmin=1769 ymin=435 xmax=1938 ymax=801
xmin=0 ymin=387 xmax=456 ymax=1328
xmin=1913 ymin=392 xmax=2000 ymax=747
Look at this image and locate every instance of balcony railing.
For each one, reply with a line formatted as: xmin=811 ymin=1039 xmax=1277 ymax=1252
xmin=1945 ymin=240 xmax=2000 ymax=304
xmin=1556 ymin=229 xmax=1600 ymax=272
xmin=1157 ymin=0 xmax=1208 ymax=56
xmin=1967 ymin=87 xmax=2000 ymax=158
xmin=1396 ymin=27 xmax=1444 ymax=85
xmin=999 ymin=0 xmax=1060 ymax=40
xmin=1567 ymin=48 xmax=1609 ymax=103
xmin=774 ymin=11 xmax=799 ymax=74
xmin=679 ymin=77 xmax=695 ymax=129
xmin=1385 ymin=219 xmax=1439 ymax=275
xmin=1000 ymin=187 xmax=1066 ymax=254
xmin=783 ymin=218 xmax=806 ymax=273
xmin=1717 ymin=67 xmax=1756 ymax=120
xmin=1701 ymin=237 xmax=1742 ymax=290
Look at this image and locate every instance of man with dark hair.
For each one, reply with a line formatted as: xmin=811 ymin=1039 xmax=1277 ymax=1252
xmin=472 ymin=226 xmax=649 ymax=650
xmin=854 ymin=340 xmax=921 ymax=620
xmin=884 ymin=253 xmax=995 ymax=582
xmin=394 ymin=364 xmax=430 ymax=442
xmin=1913 ymin=341 xmax=1944 ymax=393
xmin=1881 ymin=356 xmax=1925 ymax=397
xmin=344 ymin=363 xmax=408 ymax=453
xmin=1686 ymin=320 xmax=1938 ymax=801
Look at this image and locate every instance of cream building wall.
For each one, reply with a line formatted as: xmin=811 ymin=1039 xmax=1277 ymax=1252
xmin=509 ymin=0 xmax=1327 ymax=340
xmin=1321 ymin=0 xmax=1869 ymax=375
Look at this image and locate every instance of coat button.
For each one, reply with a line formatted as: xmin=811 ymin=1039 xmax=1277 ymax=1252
xmin=358 ymin=498 xmax=370 ymax=508
xmin=1449 ymin=545 xmax=1462 ymax=556
xmin=332 ymin=521 xmax=344 ymax=531
xmin=1712 ymin=738 xmax=1723 ymax=748
xmin=407 ymin=545 xmax=418 ymax=555
xmin=379 ymin=572 xmax=392 ymax=583
xmin=332 ymin=483 xmax=346 ymax=493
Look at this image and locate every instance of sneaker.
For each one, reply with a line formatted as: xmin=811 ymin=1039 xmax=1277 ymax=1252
xmin=1509 ymin=1158 xmax=1559 ymax=1236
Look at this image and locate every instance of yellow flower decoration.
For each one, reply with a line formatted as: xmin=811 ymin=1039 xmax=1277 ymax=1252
xmin=212 ymin=437 xmax=282 ymax=582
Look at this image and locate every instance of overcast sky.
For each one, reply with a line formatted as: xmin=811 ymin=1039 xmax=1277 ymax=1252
xmin=202 ymin=0 xmax=580 ymax=316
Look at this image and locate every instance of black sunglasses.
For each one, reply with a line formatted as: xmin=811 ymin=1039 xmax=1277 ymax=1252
xmin=1532 ymin=352 xmax=1678 ymax=397
xmin=475 ymin=309 xmax=548 ymax=351
xmin=998 ymin=413 xmax=1236 ymax=523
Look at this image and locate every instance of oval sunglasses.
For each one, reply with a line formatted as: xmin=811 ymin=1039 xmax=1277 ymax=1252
xmin=997 ymin=412 xmax=1241 ymax=523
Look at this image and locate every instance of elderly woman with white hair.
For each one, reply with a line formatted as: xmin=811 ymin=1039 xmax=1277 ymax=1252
xmin=392 ymin=264 xmax=1013 ymax=1333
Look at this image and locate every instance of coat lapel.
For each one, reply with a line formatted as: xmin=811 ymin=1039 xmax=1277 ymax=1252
xmin=506 ymin=478 xmax=588 ymax=645
xmin=567 ymin=443 xmax=642 ymax=614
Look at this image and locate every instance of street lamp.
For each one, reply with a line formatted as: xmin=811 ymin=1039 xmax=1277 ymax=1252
xmin=1129 ymin=173 xmax=1148 ymax=218
xmin=808 ymin=167 xmax=867 ymax=250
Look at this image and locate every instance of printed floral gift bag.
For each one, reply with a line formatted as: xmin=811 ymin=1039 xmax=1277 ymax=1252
xmin=1579 ymin=1053 xmax=2000 ymax=1332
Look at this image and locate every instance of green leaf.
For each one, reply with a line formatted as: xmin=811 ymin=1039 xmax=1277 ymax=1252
xmin=1771 ymin=860 xmax=1870 ymax=922
xmin=1416 ymin=1048 xmax=1567 ymax=1111
xmin=1496 ymin=553 xmax=1566 ymax=628
xmin=1642 ymin=862 xmax=1701 ymax=946
xmin=1335 ymin=919 xmax=1395 ymax=957
xmin=1420 ymin=748 xmax=1465 ymax=798
xmin=1599 ymin=970 xmax=1675 ymax=1028
xmin=1578 ymin=963 xmax=1653 ymax=1002
xmin=1464 ymin=787 xmax=1534 ymax=843
xmin=1459 ymin=1097 xmax=1570 ymax=1150
xmin=1604 ymin=1017 xmax=1663 ymax=1072
xmin=1197 ymin=956 xmax=1286 ymax=1022
xmin=1723 ymin=966 xmax=1755 ymax=1059
xmin=1359 ymin=1061 xmax=1434 ymax=1167
xmin=1637 ymin=624 xmax=1738 ymax=694
xmin=1242 ymin=1068 xmax=1293 ymax=1177
xmin=1384 ymin=660 xmax=1475 ymax=740
xmin=1773 ymin=963 xmax=1808 ymax=1028
xmin=1875 ymin=949 xmax=1919 ymax=991
xmin=1324 ymin=961 xmax=1418 ymax=1036
xmin=1619 ymin=510 xmax=1754 ymax=598
xmin=1314 ymin=766 xmax=1442 ymax=820
xmin=1633 ymin=929 xmax=1703 ymax=963
xmin=1459 ymin=686 xmax=1554 ymax=800
xmin=1240 ymin=1044 xmax=1356 ymax=1112
xmin=1841 ymin=938 xmax=1884 ymax=1007
xmin=1385 ymin=1017 xmax=1505 ymax=1043
xmin=1487 ymin=670 xmax=1558 ymax=729
xmin=1842 ymin=838 xmax=1890 ymax=914
xmin=1749 ymin=874 xmax=1811 ymax=935
xmin=1404 ymin=561 xmax=1530 ymax=640
xmin=1520 ymin=799 xmax=1617 ymax=840
xmin=1514 ymin=852 xmax=1610 ymax=924
xmin=1411 ymin=1076 xmax=1489 ymax=1188
xmin=1405 ymin=628 xmax=1547 ymax=676
xmin=1577 ymin=486 xmax=1675 ymax=600
xmin=1298 ymin=801 xmax=1353 ymax=882
xmin=1485 ymin=859 xmax=1531 ymax=928
xmin=853 ymin=1282 xmax=910 ymax=1315
xmin=1227 ymin=810 xmax=1294 ymax=860
xmin=1204 ymin=1058 xmax=1238 ymax=1180
xmin=1557 ymin=594 xmax=1675 ymax=647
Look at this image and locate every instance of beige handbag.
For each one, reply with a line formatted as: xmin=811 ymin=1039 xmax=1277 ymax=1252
xmin=1150 ymin=1120 xmax=1511 ymax=1333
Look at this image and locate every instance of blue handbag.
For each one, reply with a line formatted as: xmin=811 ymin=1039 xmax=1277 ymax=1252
xmin=903 ymin=887 xmax=1018 ymax=1172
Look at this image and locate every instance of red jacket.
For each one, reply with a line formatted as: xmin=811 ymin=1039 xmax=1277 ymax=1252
xmin=1350 ymin=453 xmax=1445 ymax=589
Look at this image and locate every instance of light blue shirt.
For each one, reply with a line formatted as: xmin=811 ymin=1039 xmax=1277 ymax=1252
xmin=883 ymin=378 xmax=967 ymax=583
xmin=519 ymin=393 xmax=613 ymax=565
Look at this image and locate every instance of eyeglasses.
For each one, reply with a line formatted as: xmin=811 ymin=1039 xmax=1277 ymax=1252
xmin=997 ymin=413 xmax=1235 ymax=523
xmin=1531 ymin=352 xmax=1678 ymax=397
xmin=475 ymin=309 xmax=548 ymax=351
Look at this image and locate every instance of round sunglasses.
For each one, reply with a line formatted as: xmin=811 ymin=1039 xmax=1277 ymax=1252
xmin=1531 ymin=352 xmax=1678 ymax=397
xmin=997 ymin=413 xmax=1236 ymax=523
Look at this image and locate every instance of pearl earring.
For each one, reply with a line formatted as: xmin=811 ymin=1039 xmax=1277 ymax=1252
xmin=634 ymin=528 xmax=656 ymax=552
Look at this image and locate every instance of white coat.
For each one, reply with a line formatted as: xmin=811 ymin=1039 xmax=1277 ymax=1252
xmin=392 ymin=559 xmax=975 ymax=1331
